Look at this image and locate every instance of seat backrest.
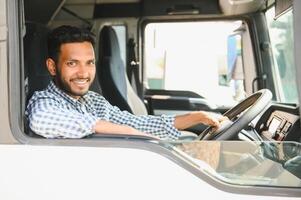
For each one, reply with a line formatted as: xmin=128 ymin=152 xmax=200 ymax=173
xmin=23 ymin=22 xmax=50 ymax=137
xmin=24 ymin=22 xmax=51 ymax=102
xmin=98 ymin=26 xmax=147 ymax=115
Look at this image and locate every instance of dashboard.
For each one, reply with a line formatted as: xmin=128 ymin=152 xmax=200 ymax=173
xmin=256 ymin=104 xmax=300 ymax=142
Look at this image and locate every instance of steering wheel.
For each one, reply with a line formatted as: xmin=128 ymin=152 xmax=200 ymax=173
xmin=198 ymin=89 xmax=272 ymax=140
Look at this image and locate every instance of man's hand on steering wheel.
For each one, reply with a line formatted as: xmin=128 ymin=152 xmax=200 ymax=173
xmin=198 ymin=89 xmax=272 ymax=141
xmin=197 ymin=111 xmax=229 ymax=128
xmin=174 ymin=111 xmax=228 ymax=131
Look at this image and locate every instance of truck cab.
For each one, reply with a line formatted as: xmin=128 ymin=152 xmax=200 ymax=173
xmin=0 ymin=0 xmax=301 ymax=199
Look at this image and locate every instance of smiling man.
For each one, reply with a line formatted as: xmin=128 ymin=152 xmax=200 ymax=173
xmin=47 ymin=41 xmax=95 ymax=99
xmin=25 ymin=25 xmax=223 ymax=140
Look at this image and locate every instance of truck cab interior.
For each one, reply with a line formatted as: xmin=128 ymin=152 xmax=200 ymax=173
xmin=21 ymin=0 xmax=300 ymax=143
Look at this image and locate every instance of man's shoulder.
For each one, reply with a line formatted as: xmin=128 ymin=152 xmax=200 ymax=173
xmin=32 ymin=89 xmax=58 ymax=99
xmin=86 ymin=90 xmax=103 ymax=98
xmin=25 ymin=89 xmax=63 ymax=117
xmin=85 ymin=91 xmax=108 ymax=104
xmin=28 ymin=89 xmax=62 ymax=106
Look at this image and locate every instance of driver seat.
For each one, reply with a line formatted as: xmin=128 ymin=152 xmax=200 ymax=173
xmin=98 ymin=26 xmax=197 ymax=140
xmin=98 ymin=26 xmax=147 ymax=115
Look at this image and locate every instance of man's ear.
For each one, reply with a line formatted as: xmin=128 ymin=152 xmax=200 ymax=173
xmin=46 ymin=58 xmax=57 ymax=76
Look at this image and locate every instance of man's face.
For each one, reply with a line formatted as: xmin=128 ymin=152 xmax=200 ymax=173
xmin=47 ymin=42 xmax=96 ymax=99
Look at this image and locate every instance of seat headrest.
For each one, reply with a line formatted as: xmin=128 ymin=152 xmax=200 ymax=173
xmin=99 ymin=26 xmax=121 ymax=57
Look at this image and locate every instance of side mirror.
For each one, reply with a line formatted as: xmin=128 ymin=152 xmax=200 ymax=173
xmin=218 ymin=33 xmax=245 ymax=101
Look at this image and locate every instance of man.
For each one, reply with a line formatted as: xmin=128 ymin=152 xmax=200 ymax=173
xmin=25 ymin=25 xmax=223 ymax=140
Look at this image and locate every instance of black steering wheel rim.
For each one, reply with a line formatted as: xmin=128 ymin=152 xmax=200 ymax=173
xmin=198 ymin=89 xmax=272 ymax=140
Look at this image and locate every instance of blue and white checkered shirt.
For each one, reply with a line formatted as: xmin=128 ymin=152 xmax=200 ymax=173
xmin=25 ymin=81 xmax=181 ymax=140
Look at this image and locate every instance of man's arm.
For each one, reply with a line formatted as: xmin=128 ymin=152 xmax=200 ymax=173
xmin=99 ymin=99 xmax=182 ymax=140
xmin=174 ymin=111 xmax=224 ymax=130
xmin=93 ymin=120 xmax=157 ymax=138
xmin=99 ymin=97 xmax=225 ymax=139
xmin=27 ymin=97 xmax=155 ymax=139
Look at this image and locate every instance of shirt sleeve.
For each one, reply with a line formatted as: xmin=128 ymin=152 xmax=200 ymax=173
xmin=98 ymin=99 xmax=181 ymax=140
xmin=26 ymin=97 xmax=98 ymax=139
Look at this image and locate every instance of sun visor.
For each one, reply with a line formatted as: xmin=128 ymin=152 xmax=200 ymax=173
xmin=219 ymin=0 xmax=266 ymax=15
xmin=275 ymin=0 xmax=293 ymax=19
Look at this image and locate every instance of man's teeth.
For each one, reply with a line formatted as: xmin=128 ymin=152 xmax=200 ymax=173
xmin=74 ymin=79 xmax=88 ymax=84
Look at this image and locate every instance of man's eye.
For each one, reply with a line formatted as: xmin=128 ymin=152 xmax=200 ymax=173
xmin=67 ymin=61 xmax=76 ymax=66
xmin=88 ymin=60 xmax=95 ymax=65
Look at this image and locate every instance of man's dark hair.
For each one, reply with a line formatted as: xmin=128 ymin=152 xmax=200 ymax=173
xmin=47 ymin=25 xmax=95 ymax=63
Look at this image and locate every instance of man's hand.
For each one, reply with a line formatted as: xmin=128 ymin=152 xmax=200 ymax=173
xmin=174 ymin=111 xmax=228 ymax=130
xmin=199 ymin=111 xmax=228 ymax=127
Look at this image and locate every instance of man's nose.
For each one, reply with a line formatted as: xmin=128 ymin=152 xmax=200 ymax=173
xmin=77 ymin=64 xmax=89 ymax=77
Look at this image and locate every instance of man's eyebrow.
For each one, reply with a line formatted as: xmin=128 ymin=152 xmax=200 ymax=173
xmin=87 ymin=59 xmax=95 ymax=62
xmin=67 ymin=59 xmax=79 ymax=62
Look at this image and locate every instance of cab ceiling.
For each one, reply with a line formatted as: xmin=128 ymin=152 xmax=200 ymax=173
xmin=65 ymin=0 xmax=140 ymax=3
xmin=24 ymin=0 xmax=268 ymax=25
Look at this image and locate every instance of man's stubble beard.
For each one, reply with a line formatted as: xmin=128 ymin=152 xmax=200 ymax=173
xmin=54 ymin=69 xmax=92 ymax=98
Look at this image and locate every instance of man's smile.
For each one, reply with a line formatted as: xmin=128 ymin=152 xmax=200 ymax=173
xmin=71 ymin=78 xmax=90 ymax=86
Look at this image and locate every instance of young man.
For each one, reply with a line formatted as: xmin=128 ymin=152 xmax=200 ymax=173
xmin=25 ymin=25 xmax=224 ymax=140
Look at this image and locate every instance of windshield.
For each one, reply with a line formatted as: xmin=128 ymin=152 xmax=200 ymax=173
xmin=168 ymin=141 xmax=301 ymax=188
xmin=144 ymin=21 xmax=245 ymax=107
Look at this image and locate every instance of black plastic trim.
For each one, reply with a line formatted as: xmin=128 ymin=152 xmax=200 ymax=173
xmin=94 ymin=3 xmax=141 ymax=18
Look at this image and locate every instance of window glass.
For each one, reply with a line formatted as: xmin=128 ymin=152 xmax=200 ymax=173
xmin=266 ymin=8 xmax=298 ymax=104
xmin=144 ymin=21 xmax=246 ymax=107
xmin=171 ymin=141 xmax=301 ymax=188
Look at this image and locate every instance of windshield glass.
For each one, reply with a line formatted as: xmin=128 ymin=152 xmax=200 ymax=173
xmin=144 ymin=21 xmax=246 ymax=107
xmin=266 ymin=8 xmax=298 ymax=104
xmin=167 ymin=141 xmax=301 ymax=188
